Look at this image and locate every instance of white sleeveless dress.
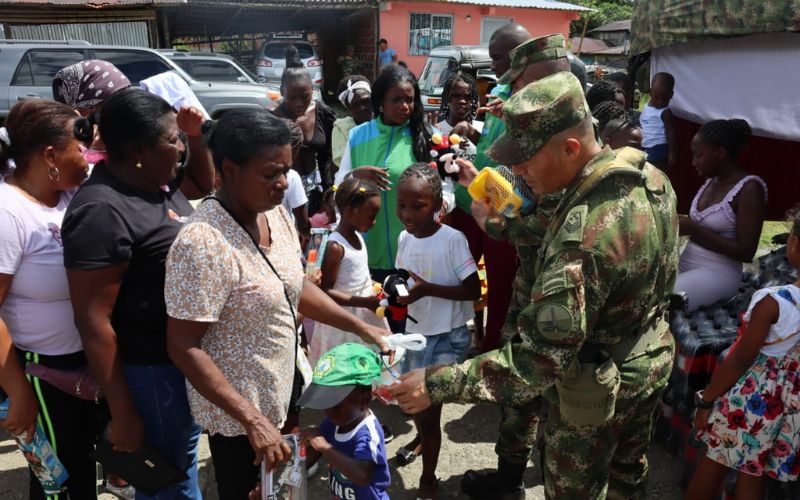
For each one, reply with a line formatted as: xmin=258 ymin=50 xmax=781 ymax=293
xmin=309 ymin=232 xmax=387 ymax=366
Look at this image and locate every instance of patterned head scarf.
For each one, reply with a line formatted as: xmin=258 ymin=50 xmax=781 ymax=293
xmin=52 ymin=60 xmax=131 ymax=109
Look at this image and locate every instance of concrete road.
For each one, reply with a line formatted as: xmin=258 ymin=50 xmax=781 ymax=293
xmin=0 ymin=402 xmax=684 ymax=499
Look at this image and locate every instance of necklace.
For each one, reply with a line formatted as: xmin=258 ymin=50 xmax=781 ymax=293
xmin=6 ymin=177 xmax=58 ymax=208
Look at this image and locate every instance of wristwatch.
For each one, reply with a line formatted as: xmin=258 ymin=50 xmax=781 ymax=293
xmin=694 ymin=390 xmax=715 ymax=409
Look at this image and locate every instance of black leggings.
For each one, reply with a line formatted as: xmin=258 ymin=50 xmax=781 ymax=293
xmin=20 ymin=350 xmax=102 ymax=500
xmin=208 ymin=434 xmax=258 ymax=500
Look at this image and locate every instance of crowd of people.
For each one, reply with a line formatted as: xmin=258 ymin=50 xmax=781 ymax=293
xmin=0 ymin=21 xmax=796 ymax=500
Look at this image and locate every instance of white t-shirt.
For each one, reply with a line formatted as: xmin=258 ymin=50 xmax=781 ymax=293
xmin=282 ymin=169 xmax=308 ymax=221
xmin=0 ymin=182 xmax=83 ymax=355
xmin=745 ymin=285 xmax=800 ymax=358
xmin=395 ymin=224 xmax=477 ymax=336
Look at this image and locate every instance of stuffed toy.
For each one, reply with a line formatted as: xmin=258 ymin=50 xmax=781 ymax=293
xmin=374 ymin=269 xmax=418 ymax=333
xmin=429 ymin=132 xmax=464 ymax=181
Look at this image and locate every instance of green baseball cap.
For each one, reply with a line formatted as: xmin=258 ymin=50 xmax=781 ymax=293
xmin=486 ymin=71 xmax=589 ymax=166
xmin=497 ymin=33 xmax=567 ymax=85
xmin=297 ymin=343 xmax=382 ymax=410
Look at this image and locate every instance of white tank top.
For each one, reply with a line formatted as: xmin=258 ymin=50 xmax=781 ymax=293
xmin=640 ymin=104 xmax=669 ymax=148
xmin=328 ymin=231 xmax=373 ymax=295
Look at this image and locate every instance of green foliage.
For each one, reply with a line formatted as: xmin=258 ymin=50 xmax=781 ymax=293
xmin=570 ymin=0 xmax=634 ymax=37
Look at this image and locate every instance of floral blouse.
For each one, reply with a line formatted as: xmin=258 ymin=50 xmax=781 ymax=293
xmin=165 ymin=199 xmax=303 ymax=436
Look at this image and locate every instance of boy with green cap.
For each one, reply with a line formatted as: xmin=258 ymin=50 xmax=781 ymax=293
xmin=298 ymin=343 xmax=390 ymax=500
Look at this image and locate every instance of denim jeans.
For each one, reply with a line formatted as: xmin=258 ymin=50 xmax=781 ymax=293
xmin=123 ymin=363 xmax=202 ymax=500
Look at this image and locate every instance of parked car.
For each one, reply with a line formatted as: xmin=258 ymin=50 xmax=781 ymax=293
xmin=161 ymin=50 xmax=262 ymax=84
xmin=0 ymin=40 xmax=276 ymax=119
xmin=418 ymin=45 xmax=496 ymax=113
xmin=255 ymin=39 xmax=323 ymax=88
xmin=161 ymin=49 xmax=322 ymax=103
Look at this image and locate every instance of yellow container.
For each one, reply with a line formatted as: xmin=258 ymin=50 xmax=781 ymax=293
xmin=468 ymin=168 xmax=524 ymax=217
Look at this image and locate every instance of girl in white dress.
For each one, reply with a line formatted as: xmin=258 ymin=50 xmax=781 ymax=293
xmin=309 ymin=177 xmax=387 ymax=366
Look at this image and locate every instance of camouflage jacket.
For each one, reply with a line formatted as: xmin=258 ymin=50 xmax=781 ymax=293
xmin=426 ymin=147 xmax=679 ymax=406
xmin=485 ymin=192 xmax=561 ymax=345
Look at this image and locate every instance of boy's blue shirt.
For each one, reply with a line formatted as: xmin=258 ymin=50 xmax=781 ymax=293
xmin=321 ymin=412 xmax=390 ymax=500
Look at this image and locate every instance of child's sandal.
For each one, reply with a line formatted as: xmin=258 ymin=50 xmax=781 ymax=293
xmin=416 ymin=477 xmax=439 ymax=500
xmin=395 ymin=444 xmax=420 ymax=466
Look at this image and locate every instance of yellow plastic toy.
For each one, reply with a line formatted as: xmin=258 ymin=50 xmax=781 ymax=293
xmin=468 ymin=168 xmax=524 ymax=217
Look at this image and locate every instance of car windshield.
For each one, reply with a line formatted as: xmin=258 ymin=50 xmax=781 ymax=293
xmin=419 ymin=56 xmax=455 ymax=95
xmin=263 ymin=42 xmax=314 ymax=59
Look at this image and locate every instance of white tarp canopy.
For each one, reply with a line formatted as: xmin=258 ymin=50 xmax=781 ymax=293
xmin=651 ymin=33 xmax=800 ymax=142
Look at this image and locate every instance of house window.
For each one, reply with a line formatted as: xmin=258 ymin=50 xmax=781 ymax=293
xmin=481 ymin=17 xmax=513 ymax=45
xmin=409 ymin=13 xmax=453 ymax=56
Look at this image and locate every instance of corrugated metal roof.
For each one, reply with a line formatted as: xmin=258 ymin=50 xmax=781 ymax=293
xmin=444 ymin=0 xmax=591 ymax=12
xmin=0 ymin=0 xmax=184 ymax=5
xmin=589 ymin=20 xmax=631 ymax=32
xmin=570 ymin=36 xmax=608 ymax=53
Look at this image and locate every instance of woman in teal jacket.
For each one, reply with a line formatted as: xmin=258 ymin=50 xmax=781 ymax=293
xmin=335 ymin=64 xmax=434 ymax=280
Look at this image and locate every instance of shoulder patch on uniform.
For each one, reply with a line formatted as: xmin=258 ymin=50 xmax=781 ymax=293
xmin=536 ymin=304 xmax=574 ymax=341
xmin=559 ymin=204 xmax=587 ymax=243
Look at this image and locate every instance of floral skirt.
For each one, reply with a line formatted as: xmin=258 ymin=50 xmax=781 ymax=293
xmin=701 ymin=343 xmax=800 ymax=481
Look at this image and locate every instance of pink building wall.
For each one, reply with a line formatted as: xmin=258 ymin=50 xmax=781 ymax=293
xmin=378 ymin=2 xmax=581 ymax=76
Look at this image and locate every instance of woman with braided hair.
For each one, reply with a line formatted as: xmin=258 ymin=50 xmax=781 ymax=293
xmin=435 ymin=72 xmax=481 ymax=138
xmin=676 ymin=118 xmax=767 ymax=311
xmin=334 ymin=64 xmax=435 ymax=281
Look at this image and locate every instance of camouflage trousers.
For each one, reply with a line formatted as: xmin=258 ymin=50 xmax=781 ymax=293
xmin=543 ymin=343 xmax=673 ymax=499
xmin=495 ymin=398 xmax=542 ymax=464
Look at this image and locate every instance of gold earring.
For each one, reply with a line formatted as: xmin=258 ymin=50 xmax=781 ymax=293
xmin=135 ymin=160 xmax=143 ymax=169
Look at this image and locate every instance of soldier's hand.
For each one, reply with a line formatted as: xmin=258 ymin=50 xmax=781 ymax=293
xmin=387 ymin=368 xmax=432 ymax=414
xmin=471 ymin=198 xmax=494 ymax=233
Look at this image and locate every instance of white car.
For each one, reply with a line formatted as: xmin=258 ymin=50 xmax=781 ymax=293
xmin=255 ymin=40 xmax=323 ymax=88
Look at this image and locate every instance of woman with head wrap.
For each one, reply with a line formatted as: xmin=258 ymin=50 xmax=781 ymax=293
xmin=332 ymin=75 xmax=372 ymax=168
xmin=53 ymin=60 xmax=215 ymax=200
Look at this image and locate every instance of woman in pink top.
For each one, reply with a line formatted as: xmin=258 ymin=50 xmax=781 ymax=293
xmin=676 ymin=119 xmax=767 ymax=311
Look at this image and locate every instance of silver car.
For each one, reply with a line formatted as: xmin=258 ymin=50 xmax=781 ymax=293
xmin=0 ymin=40 xmax=276 ymax=119
xmin=255 ymin=40 xmax=323 ymax=88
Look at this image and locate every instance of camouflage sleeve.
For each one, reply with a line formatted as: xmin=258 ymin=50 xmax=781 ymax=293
xmin=484 ymin=214 xmax=510 ymax=241
xmin=426 ymin=246 xmax=616 ymax=405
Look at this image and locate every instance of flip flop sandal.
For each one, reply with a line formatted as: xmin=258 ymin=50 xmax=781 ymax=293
xmin=395 ymin=445 xmax=419 ymax=466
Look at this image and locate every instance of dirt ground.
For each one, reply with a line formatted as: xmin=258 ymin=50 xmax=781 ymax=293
xmin=0 ymin=401 xmax=685 ymax=499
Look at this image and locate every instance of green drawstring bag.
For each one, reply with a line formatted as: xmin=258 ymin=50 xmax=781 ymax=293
xmin=555 ymin=352 xmax=620 ymax=426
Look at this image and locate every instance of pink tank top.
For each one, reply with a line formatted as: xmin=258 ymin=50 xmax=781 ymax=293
xmin=680 ymin=175 xmax=767 ymax=271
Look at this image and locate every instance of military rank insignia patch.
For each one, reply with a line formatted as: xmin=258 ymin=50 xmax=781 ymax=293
xmin=559 ymin=205 xmax=587 ymax=243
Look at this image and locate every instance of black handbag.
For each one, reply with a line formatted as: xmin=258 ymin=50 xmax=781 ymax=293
xmin=91 ymin=428 xmax=189 ymax=496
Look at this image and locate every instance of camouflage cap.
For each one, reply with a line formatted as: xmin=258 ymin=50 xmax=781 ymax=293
xmin=497 ymin=33 xmax=567 ymax=85
xmin=486 ymin=72 xmax=589 ymax=166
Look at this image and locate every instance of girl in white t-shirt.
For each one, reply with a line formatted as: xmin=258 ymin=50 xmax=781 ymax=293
xmin=687 ymin=211 xmax=800 ymax=499
xmin=393 ymin=162 xmax=480 ymax=500
xmin=310 ymin=177 xmax=386 ymax=366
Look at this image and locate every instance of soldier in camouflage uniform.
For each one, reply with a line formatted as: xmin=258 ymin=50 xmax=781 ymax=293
xmin=337 ymin=45 xmax=362 ymax=79
xmin=456 ymin=34 xmax=576 ymax=500
xmin=390 ymin=72 xmax=679 ymax=499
